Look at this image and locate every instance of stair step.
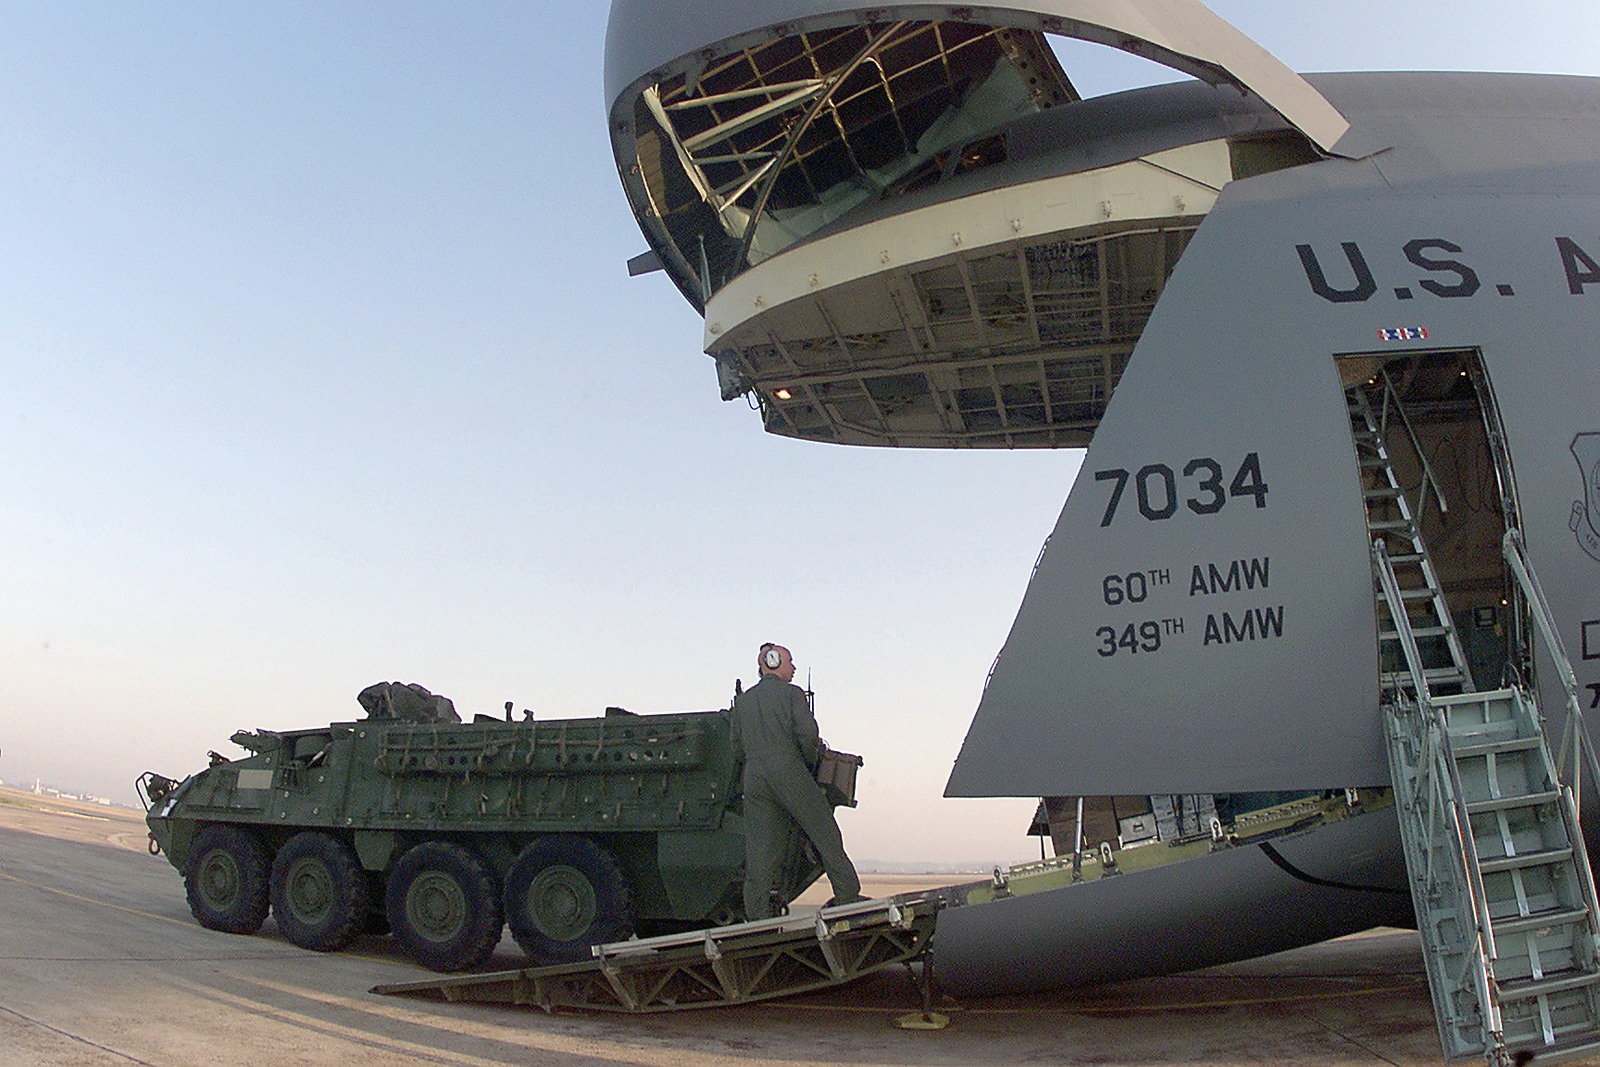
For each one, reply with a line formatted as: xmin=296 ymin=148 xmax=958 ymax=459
xmin=1455 ymin=737 xmax=1543 ymax=758
xmin=1374 ymin=581 xmax=1439 ymax=596
xmin=1448 ymin=710 xmax=1516 ymax=725
xmin=1478 ymin=845 xmax=1573 ymax=873
xmin=1448 ymin=720 xmax=1519 ymax=737
xmin=1381 ymin=669 xmax=1472 ymax=691
xmin=1497 ymin=968 xmax=1600 ymax=1002
xmin=1382 ymin=569 xmax=1435 ymax=585
xmin=1369 ymin=519 xmax=1417 ymax=532
xmin=1492 ymin=906 xmax=1591 ymax=936
xmin=1446 ymin=727 xmax=1517 ymax=747
xmin=1380 ymin=625 xmax=1453 ymax=639
xmin=1466 ymin=791 xmax=1564 ymax=816
xmin=1377 ymin=611 xmax=1450 ymax=629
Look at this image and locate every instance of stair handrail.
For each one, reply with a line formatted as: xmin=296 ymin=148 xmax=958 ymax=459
xmin=1502 ymin=528 xmax=1600 ymax=816
xmin=1374 ymin=538 xmax=1506 ymax=1051
xmin=1377 ymin=368 xmax=1450 ymax=521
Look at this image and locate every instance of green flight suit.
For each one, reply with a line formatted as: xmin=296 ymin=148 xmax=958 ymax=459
xmin=731 ymin=673 xmax=861 ymax=919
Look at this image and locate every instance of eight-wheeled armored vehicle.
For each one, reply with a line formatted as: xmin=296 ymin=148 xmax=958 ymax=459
xmin=140 ymin=682 xmax=859 ymax=971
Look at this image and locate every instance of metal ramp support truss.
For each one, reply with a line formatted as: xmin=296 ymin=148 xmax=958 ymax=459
xmin=373 ymin=896 xmax=938 ymax=1014
xmin=1378 ymin=534 xmax=1600 ymax=1063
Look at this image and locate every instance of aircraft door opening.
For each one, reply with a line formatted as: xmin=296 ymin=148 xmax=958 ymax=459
xmin=1336 ymin=348 xmax=1524 ymax=694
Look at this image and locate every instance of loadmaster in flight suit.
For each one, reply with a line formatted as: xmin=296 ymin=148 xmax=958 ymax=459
xmin=732 ymin=642 xmax=862 ymax=919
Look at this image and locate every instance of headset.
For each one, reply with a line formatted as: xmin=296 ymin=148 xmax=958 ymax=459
xmin=760 ymin=643 xmax=784 ymax=670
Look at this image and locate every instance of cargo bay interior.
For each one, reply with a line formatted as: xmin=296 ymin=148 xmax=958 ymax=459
xmin=621 ymin=17 xmax=1319 ymax=447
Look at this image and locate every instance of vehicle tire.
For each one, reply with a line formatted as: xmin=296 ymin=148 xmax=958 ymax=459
xmin=185 ymin=824 xmax=270 ymax=934
xmin=270 ymin=831 xmax=368 ymax=952
xmin=504 ymin=836 xmax=632 ymax=965
xmin=384 ymin=841 xmax=502 ymax=972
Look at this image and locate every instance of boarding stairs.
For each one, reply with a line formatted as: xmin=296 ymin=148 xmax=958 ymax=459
xmin=373 ymin=895 xmax=940 ymax=1015
xmin=1348 ymin=383 xmax=1474 ymax=696
xmin=1375 ymin=528 xmax=1600 ymax=1058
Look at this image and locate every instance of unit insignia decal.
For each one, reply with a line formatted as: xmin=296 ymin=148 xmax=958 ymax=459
xmin=1572 ymin=433 xmax=1600 ymax=562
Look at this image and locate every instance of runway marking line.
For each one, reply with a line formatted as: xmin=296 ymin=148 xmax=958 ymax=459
xmin=0 ymin=1003 xmax=159 ymax=1066
xmin=0 ymin=869 xmax=194 ymax=928
xmin=0 ymin=869 xmax=456 ymax=970
xmin=0 ymin=796 xmax=111 ymax=822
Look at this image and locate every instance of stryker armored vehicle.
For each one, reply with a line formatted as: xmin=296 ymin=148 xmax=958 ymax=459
xmin=139 ymin=682 xmax=859 ymax=972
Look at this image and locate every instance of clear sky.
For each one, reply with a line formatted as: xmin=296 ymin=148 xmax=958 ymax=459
xmin=1 ymin=1 xmax=1596 ymax=866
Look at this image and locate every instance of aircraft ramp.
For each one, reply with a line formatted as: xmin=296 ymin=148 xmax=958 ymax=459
xmin=374 ymin=895 xmax=940 ymax=1014
xmin=370 ymin=806 xmax=1398 ymax=1018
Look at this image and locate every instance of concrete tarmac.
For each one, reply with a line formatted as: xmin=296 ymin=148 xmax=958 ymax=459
xmin=0 ymin=786 xmax=1570 ymax=1066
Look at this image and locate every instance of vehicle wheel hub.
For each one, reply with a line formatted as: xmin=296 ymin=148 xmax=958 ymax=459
xmin=199 ymin=851 xmax=240 ymax=908
xmin=407 ymin=872 xmax=467 ymax=942
xmin=286 ymin=858 xmax=333 ymax=922
xmin=527 ymin=865 xmax=595 ymax=941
